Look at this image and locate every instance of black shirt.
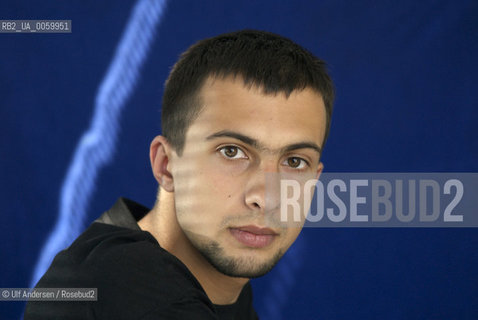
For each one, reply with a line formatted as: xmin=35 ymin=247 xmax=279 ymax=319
xmin=24 ymin=198 xmax=258 ymax=320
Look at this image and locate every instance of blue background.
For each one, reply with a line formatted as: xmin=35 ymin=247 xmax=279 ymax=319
xmin=1 ymin=0 xmax=477 ymax=319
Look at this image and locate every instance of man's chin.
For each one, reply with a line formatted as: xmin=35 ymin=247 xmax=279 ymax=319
xmin=215 ymin=260 xmax=277 ymax=279
xmin=197 ymin=240 xmax=284 ymax=278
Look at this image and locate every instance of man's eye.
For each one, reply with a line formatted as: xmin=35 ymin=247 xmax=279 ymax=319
xmin=219 ymin=146 xmax=247 ymax=159
xmin=284 ymin=157 xmax=308 ymax=169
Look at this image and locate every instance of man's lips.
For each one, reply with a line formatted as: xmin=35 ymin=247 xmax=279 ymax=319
xmin=229 ymin=225 xmax=278 ymax=248
xmin=233 ymin=225 xmax=278 ymax=235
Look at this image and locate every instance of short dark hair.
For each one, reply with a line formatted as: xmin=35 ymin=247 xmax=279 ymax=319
xmin=161 ymin=29 xmax=335 ymax=156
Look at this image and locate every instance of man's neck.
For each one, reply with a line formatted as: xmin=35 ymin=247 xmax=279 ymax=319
xmin=138 ymin=191 xmax=248 ymax=305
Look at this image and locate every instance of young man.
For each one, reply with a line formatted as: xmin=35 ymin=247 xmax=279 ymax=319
xmin=24 ymin=30 xmax=334 ymax=319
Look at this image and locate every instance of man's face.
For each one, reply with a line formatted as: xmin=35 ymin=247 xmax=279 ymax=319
xmin=169 ymin=76 xmax=326 ymax=278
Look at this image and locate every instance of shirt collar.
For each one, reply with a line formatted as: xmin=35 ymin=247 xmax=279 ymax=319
xmin=94 ymin=197 xmax=150 ymax=230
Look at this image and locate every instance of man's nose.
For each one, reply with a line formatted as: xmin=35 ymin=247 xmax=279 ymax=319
xmin=244 ymin=162 xmax=281 ymax=213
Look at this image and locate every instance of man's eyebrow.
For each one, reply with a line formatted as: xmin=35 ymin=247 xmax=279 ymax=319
xmin=281 ymin=143 xmax=321 ymax=155
xmin=206 ymin=130 xmax=260 ymax=149
xmin=206 ymin=130 xmax=322 ymax=154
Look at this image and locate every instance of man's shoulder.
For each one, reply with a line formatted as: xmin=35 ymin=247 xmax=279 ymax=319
xmin=50 ymin=220 xmax=206 ymax=297
xmin=59 ymin=198 xmax=201 ymax=293
xmin=25 ymin=203 xmax=215 ymax=319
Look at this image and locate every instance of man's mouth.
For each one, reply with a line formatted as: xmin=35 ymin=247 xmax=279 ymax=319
xmin=229 ymin=225 xmax=278 ymax=248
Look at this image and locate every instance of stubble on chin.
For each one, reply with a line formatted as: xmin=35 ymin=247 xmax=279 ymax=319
xmin=189 ymin=234 xmax=285 ymax=278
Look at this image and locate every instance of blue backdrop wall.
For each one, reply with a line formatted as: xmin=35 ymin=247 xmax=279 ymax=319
xmin=1 ymin=1 xmax=477 ymax=319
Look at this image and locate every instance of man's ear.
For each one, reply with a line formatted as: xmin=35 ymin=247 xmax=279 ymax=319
xmin=150 ymin=135 xmax=174 ymax=192
xmin=315 ymin=162 xmax=324 ymax=181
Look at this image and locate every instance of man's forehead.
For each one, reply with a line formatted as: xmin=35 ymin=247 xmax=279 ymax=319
xmin=185 ymin=76 xmax=327 ymax=151
xmin=198 ymin=75 xmax=325 ymax=115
